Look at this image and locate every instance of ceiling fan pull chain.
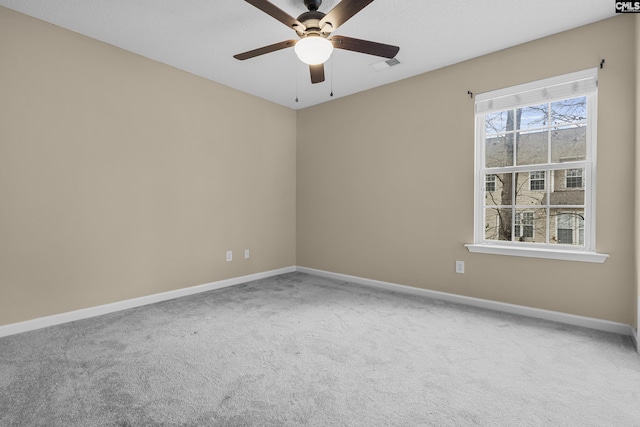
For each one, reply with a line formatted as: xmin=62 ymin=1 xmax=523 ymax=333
xmin=295 ymin=59 xmax=300 ymax=102
xmin=330 ymin=60 xmax=334 ymax=97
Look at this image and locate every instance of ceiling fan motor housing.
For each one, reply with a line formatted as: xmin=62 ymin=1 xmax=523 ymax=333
xmin=295 ymin=10 xmax=328 ymax=37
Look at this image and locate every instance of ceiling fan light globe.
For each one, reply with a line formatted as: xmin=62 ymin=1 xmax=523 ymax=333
xmin=294 ymin=36 xmax=333 ymax=65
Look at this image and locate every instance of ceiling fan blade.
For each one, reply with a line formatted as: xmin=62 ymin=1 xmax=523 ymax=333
xmin=234 ymin=40 xmax=297 ymax=60
xmin=331 ymin=35 xmax=399 ymax=58
xmin=319 ymin=0 xmax=375 ymax=33
xmin=245 ymin=0 xmax=305 ymax=31
xmin=310 ymin=64 xmax=325 ymax=84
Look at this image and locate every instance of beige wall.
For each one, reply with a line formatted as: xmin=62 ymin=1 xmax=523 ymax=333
xmin=0 ymin=7 xmax=297 ymax=326
xmin=297 ymin=15 xmax=637 ymax=326
xmin=2 ymin=6 xmax=637 ymax=331
xmin=636 ymin=14 xmax=640 ymax=335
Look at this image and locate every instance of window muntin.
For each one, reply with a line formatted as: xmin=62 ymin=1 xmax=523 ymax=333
xmin=474 ymin=69 xmax=597 ymax=252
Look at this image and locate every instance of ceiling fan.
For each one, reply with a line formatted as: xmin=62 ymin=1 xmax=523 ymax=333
xmin=233 ymin=0 xmax=400 ymax=84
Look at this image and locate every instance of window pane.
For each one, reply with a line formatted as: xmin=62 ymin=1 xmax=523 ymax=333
xmin=515 ymin=171 xmax=546 ymax=206
xmin=550 ymin=209 xmax=585 ymax=246
xmin=485 ymin=208 xmax=512 ymax=241
xmin=514 ymin=209 xmax=547 ymax=243
xmin=485 ymin=111 xmax=508 ymax=135
xmin=551 ymin=97 xmax=586 ymax=126
xmin=551 ymin=125 xmax=586 ymax=163
xmin=485 ymin=134 xmax=514 ymax=168
xmin=517 ymin=104 xmax=548 ymax=130
xmin=485 ymin=173 xmax=513 ymax=207
xmin=566 ymin=175 xmax=582 ymax=188
xmin=516 ymin=130 xmax=548 ymax=165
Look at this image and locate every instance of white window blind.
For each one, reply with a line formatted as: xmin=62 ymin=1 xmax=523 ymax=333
xmin=475 ymin=68 xmax=598 ymax=115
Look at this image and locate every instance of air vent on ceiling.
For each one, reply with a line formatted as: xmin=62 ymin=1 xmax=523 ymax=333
xmin=371 ymin=58 xmax=401 ymax=71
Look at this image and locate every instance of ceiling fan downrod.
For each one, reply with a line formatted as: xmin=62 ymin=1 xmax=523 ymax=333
xmin=303 ymin=0 xmax=322 ymax=11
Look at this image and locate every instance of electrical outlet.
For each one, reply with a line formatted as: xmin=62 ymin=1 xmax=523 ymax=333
xmin=244 ymin=249 xmax=250 ymax=259
xmin=455 ymin=260 xmax=465 ymax=274
xmin=226 ymin=251 xmax=232 ymax=262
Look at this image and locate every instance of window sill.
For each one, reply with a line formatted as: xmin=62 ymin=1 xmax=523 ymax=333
xmin=465 ymin=244 xmax=609 ymax=263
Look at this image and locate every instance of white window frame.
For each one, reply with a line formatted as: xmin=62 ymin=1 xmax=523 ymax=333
xmin=466 ymin=68 xmax=608 ymax=263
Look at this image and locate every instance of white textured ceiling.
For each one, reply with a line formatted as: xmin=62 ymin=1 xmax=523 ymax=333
xmin=0 ymin=0 xmax=616 ymax=110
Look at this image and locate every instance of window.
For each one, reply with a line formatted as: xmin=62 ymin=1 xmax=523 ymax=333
xmin=529 ymin=171 xmax=545 ymax=191
xmin=565 ymin=168 xmax=584 ymax=188
xmin=485 ymin=174 xmax=496 ymax=192
xmin=467 ymin=68 xmax=607 ymax=263
xmin=515 ymin=211 xmax=534 ymax=239
xmin=557 ymin=212 xmax=584 ymax=245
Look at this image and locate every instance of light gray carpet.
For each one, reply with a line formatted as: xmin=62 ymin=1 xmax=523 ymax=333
xmin=1 ymin=272 xmax=639 ymax=426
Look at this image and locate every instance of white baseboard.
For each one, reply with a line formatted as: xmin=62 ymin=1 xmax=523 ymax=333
xmin=2 ymin=265 xmax=636 ymax=348
xmin=635 ymin=298 xmax=640 ymax=353
xmin=0 ymin=266 xmax=296 ymax=339
xmin=296 ymin=266 xmax=636 ymax=338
